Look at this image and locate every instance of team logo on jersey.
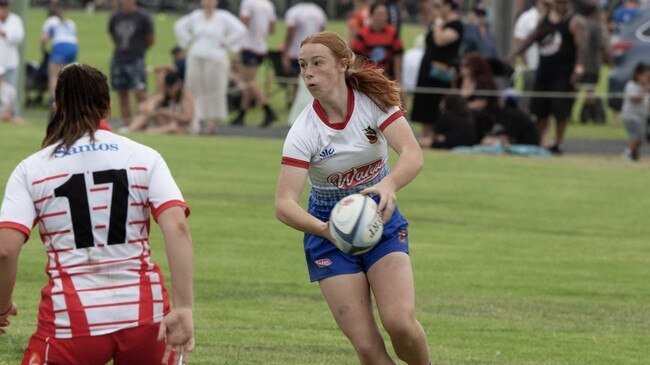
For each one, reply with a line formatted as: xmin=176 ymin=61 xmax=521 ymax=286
xmin=319 ymin=148 xmax=335 ymax=159
xmin=398 ymin=228 xmax=408 ymax=243
xmin=363 ymin=127 xmax=378 ymax=144
xmin=315 ymin=258 xmax=333 ymax=268
xmin=327 ymin=158 xmax=385 ymax=189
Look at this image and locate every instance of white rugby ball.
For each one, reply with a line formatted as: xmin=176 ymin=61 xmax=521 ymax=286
xmin=329 ymin=194 xmax=384 ymax=255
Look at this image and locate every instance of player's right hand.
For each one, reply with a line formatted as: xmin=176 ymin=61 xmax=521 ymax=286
xmin=158 ymin=307 xmax=194 ymax=364
xmin=0 ymin=302 xmax=18 ymax=335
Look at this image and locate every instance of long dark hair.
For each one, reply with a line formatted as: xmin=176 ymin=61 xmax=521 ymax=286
xmin=301 ymin=31 xmax=402 ymax=113
xmin=42 ymin=63 xmax=111 ymax=153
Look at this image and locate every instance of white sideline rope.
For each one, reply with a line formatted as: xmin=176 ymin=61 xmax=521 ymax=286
xmin=270 ymin=76 xmax=628 ymax=99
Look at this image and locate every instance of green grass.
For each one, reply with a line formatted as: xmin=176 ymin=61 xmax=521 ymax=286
xmin=1 ymin=120 xmax=650 ymax=364
xmin=2 ymin=6 xmax=648 ymax=365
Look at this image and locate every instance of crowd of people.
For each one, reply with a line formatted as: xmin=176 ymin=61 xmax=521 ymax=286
xmin=1 ymin=0 xmax=650 ymax=159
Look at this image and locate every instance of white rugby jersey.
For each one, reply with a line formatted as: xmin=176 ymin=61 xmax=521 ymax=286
xmin=282 ymin=88 xmax=402 ymax=218
xmin=41 ymin=16 xmax=78 ymax=47
xmin=284 ymin=3 xmax=328 ymax=60
xmin=240 ymin=0 xmax=276 ymax=55
xmin=0 ymin=124 xmax=189 ymax=339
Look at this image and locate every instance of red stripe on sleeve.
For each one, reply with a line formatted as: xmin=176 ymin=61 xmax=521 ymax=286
xmin=379 ymin=110 xmax=404 ymax=131
xmin=0 ymin=222 xmax=31 ymax=241
xmin=281 ymin=156 xmax=310 ymax=169
xmin=150 ymin=200 xmax=190 ymax=221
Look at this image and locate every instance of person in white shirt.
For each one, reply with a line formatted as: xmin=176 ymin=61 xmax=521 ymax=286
xmin=0 ymin=65 xmax=21 ymax=124
xmin=175 ymin=0 xmax=247 ymax=135
xmin=512 ymin=0 xmax=549 ymax=112
xmin=40 ymin=6 xmax=79 ymax=103
xmin=275 ymin=31 xmax=430 ymax=365
xmin=230 ymin=0 xmax=278 ymax=128
xmin=0 ymin=63 xmax=194 ymax=364
xmin=0 ymin=0 xmax=25 ymax=116
xmin=282 ymin=1 xmax=327 ymax=126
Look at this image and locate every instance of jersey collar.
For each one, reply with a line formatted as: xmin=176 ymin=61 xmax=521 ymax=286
xmin=312 ymin=87 xmax=355 ymax=130
xmin=98 ymin=119 xmax=112 ymax=131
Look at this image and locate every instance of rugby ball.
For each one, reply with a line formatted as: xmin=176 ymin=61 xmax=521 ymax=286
xmin=329 ymin=194 xmax=384 ymax=255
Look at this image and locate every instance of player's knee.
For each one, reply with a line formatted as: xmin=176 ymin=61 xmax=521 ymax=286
xmin=382 ymin=311 xmax=418 ymax=340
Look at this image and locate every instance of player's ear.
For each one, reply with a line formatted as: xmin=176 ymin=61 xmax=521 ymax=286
xmin=339 ymin=58 xmax=348 ymax=73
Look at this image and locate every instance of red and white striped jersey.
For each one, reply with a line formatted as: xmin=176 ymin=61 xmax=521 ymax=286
xmin=0 ymin=127 xmax=189 ymax=339
xmin=281 ymin=88 xmax=402 ymax=217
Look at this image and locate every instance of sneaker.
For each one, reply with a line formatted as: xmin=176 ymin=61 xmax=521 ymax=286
xmin=260 ymin=110 xmax=277 ymax=128
xmin=621 ymin=149 xmax=638 ymax=162
xmin=548 ymin=144 xmax=564 ymax=155
xmin=230 ymin=116 xmax=244 ymax=126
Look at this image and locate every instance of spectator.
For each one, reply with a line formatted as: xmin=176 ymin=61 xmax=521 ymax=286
xmin=175 ymin=0 xmax=247 ymax=135
xmin=621 ymin=63 xmax=650 ymax=161
xmin=513 ymin=0 xmax=550 ymax=113
xmin=459 ymin=52 xmax=499 ymax=144
xmin=0 ymin=0 xmax=25 ymax=117
xmin=283 ymin=0 xmax=328 ymax=126
xmin=40 ymin=6 xmax=78 ymax=104
xmin=430 ymin=95 xmax=476 ymax=149
xmin=400 ymin=33 xmax=425 ymax=107
xmin=0 ymin=66 xmax=22 ymax=124
xmin=610 ymin=0 xmax=640 ymax=36
xmin=411 ymin=0 xmax=464 ymax=147
xmin=461 ymin=4 xmax=498 ymax=60
xmin=483 ymin=90 xmax=540 ymax=147
xmin=351 ymin=2 xmax=404 ymax=81
xmin=0 ymin=63 xmax=194 ymax=365
xmin=281 ymin=1 xmax=327 ymax=78
xmin=152 ymin=45 xmax=186 ymax=94
xmin=510 ymin=0 xmax=586 ymax=154
xmin=231 ymin=0 xmax=278 ymax=128
xmin=580 ymin=3 xmax=610 ymax=125
xmin=108 ymin=0 xmax=155 ymax=129
xmin=129 ymin=71 xmax=194 ymax=134
xmin=345 ymin=0 xmax=371 ymax=44
xmin=386 ymin=0 xmax=403 ymax=36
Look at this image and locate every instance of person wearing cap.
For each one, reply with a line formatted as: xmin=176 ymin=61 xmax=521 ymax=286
xmin=0 ymin=0 xmax=25 ymax=117
xmin=129 ymin=70 xmax=194 ymax=134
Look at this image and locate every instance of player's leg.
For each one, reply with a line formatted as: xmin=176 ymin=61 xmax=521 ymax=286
xmin=21 ymin=332 xmax=114 ymax=365
xmin=319 ymin=273 xmax=396 ymax=365
xmin=368 ymin=252 xmax=430 ymax=365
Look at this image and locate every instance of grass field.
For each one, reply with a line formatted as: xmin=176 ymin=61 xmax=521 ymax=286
xmin=1 ymin=6 xmax=649 ymax=365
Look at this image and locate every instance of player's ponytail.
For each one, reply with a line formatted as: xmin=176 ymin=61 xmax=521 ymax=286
xmin=301 ymin=31 xmax=403 ymax=113
xmin=42 ymin=63 xmax=111 ymax=153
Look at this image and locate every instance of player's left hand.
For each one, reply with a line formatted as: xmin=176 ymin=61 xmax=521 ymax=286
xmin=158 ymin=307 xmax=194 ymax=365
xmin=0 ymin=302 xmax=18 ymax=336
xmin=361 ymin=183 xmax=397 ymax=223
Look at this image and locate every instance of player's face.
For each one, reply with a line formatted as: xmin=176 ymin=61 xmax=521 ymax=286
xmin=298 ymin=43 xmax=346 ymax=98
xmin=371 ymin=5 xmax=388 ymax=27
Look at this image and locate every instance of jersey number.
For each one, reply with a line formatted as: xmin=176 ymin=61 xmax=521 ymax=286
xmin=54 ymin=169 xmax=129 ymax=249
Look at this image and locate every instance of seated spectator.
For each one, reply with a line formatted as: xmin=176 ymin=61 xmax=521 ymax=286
xmin=0 ymin=66 xmax=23 ymax=124
xmin=420 ymin=95 xmax=475 ymax=149
xmin=152 ymin=45 xmax=186 ymax=93
xmin=482 ymin=90 xmax=540 ymax=147
xmin=129 ymin=71 xmax=193 ymax=134
xmin=459 ymin=52 xmax=499 ymax=144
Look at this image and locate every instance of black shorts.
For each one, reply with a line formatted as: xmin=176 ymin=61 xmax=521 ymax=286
xmin=241 ymin=50 xmax=265 ymax=67
xmin=530 ymin=78 xmax=575 ymax=120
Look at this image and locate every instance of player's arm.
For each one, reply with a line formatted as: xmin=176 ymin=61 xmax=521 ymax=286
xmin=275 ymin=165 xmax=332 ymax=241
xmin=0 ymin=228 xmax=25 ymax=335
xmin=156 ymin=206 xmax=194 ymax=363
xmin=570 ymin=15 xmax=587 ymax=82
xmin=361 ymin=116 xmax=423 ymax=222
